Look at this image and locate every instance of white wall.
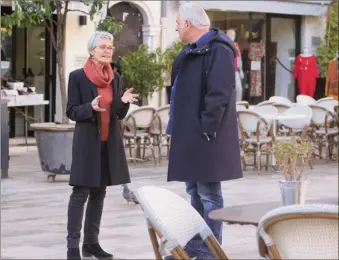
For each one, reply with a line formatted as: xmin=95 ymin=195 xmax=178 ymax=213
xmin=301 ymin=15 xmax=327 ymax=55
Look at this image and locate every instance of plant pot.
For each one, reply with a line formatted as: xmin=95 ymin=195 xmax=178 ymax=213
xmin=30 ymin=122 xmax=75 ymax=181
xmin=279 ymin=178 xmax=308 ymax=206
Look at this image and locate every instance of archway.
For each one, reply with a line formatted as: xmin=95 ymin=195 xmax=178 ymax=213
xmin=108 ymin=2 xmax=144 ymax=62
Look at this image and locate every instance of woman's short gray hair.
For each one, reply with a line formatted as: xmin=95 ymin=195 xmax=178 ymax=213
xmin=87 ymin=31 xmax=114 ymax=54
xmin=179 ymin=2 xmax=210 ymax=27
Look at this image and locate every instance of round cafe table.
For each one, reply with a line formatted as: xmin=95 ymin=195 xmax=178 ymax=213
xmin=209 ymin=197 xmax=338 ymax=226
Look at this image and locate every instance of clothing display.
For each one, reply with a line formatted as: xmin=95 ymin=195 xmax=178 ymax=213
xmin=234 ymin=42 xmax=241 ymax=72
xmin=234 ymin=42 xmax=243 ymax=101
xmin=226 ymin=29 xmax=244 ymax=101
xmin=235 ymin=71 xmax=242 ymax=102
xmin=325 ymin=59 xmax=338 ymax=100
xmin=293 ymin=55 xmax=319 ymax=97
xmin=248 ymin=41 xmax=265 ymax=97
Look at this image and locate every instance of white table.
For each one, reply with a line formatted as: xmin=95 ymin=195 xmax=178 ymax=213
xmin=7 ymin=100 xmax=50 ymax=145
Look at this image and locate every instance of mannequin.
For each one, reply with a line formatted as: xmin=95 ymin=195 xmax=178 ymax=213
xmin=300 ymin=45 xmax=312 ymax=57
xmin=293 ymin=45 xmax=319 ymax=97
xmin=226 ymin=29 xmax=244 ymax=102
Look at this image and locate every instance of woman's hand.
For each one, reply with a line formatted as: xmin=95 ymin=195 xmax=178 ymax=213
xmin=121 ymin=88 xmax=139 ymax=104
xmin=91 ymin=95 xmax=106 ymax=112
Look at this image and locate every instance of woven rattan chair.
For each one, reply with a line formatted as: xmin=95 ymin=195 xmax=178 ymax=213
xmin=257 ymin=204 xmax=339 ymax=259
xmin=136 ymin=186 xmax=228 ymax=260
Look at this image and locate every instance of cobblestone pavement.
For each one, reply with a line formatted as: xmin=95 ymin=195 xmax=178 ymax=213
xmin=1 ymin=149 xmax=338 ymax=259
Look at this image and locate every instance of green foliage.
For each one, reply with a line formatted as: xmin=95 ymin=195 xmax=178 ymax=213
xmin=1 ymin=0 xmax=54 ymax=38
xmin=0 ymin=0 xmax=119 ymax=40
xmin=163 ymin=40 xmax=186 ymax=73
xmin=96 ymin=16 xmax=123 ymax=34
xmin=273 ymin=136 xmax=313 ymax=181
xmin=120 ymin=44 xmax=166 ymax=99
xmin=317 ymin=1 xmax=338 ymax=77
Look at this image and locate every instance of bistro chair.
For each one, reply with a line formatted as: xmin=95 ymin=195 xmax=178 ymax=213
xmin=257 ymin=204 xmax=339 ymax=259
xmin=136 ymin=186 xmax=229 ymax=260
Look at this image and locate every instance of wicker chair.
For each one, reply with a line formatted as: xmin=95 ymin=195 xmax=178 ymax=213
xmin=136 ymin=186 xmax=228 ymax=260
xmin=257 ymin=204 xmax=339 ymax=259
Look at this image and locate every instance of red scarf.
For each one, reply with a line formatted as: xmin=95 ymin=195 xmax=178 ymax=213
xmin=83 ymin=58 xmax=114 ymax=141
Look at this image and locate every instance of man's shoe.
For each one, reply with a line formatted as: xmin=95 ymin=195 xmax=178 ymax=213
xmin=82 ymin=244 xmax=113 ymax=259
xmin=67 ymin=248 xmax=81 ymax=260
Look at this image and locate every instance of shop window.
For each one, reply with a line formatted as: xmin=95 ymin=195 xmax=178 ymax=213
xmin=207 ymin=11 xmax=266 ymax=104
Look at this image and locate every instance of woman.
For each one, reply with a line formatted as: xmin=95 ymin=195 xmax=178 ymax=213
xmin=66 ymin=31 xmax=138 ymax=260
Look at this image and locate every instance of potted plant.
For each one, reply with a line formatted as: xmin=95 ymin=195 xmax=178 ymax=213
xmin=162 ymin=40 xmax=185 ymax=103
xmin=1 ymin=0 xmax=122 ymax=181
xmin=120 ymin=44 xmax=165 ymax=105
xmin=316 ymin=1 xmax=338 ymax=99
xmin=272 ymin=132 xmax=314 ymax=205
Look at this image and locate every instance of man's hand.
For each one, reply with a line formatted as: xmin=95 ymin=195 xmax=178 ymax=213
xmin=91 ymin=95 xmax=106 ymax=112
xmin=121 ymin=88 xmax=139 ymax=104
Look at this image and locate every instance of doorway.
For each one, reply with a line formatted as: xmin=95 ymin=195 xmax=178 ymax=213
xmin=108 ymin=2 xmax=143 ymax=64
xmin=266 ymin=15 xmax=301 ymax=101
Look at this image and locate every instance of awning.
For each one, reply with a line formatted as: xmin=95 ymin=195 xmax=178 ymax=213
xmin=180 ymin=1 xmax=330 ymax=16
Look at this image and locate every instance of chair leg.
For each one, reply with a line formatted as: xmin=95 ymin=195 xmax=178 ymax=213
xmin=147 ymin=223 xmax=163 ymax=260
xmin=171 ymin=247 xmax=190 ymax=260
xmin=204 ymin=235 xmax=228 ymax=259
xmin=257 ymin=147 xmax=261 ymax=175
xmin=127 ymin=139 xmax=133 ymax=158
xmin=157 ymin=136 xmax=162 ymax=163
xmin=149 ymin=138 xmax=157 ymax=164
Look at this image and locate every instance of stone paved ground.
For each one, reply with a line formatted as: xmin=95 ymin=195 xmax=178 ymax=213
xmin=1 ymin=147 xmax=338 ymax=259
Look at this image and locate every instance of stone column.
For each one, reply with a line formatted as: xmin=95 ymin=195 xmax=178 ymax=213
xmin=142 ymin=25 xmax=162 ymax=107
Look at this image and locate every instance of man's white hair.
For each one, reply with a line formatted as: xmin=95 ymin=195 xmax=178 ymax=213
xmin=179 ymin=2 xmax=211 ymax=27
xmin=87 ymin=31 xmax=114 ymax=55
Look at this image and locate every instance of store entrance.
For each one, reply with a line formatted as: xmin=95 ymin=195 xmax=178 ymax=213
xmin=266 ymin=14 xmax=301 ymax=101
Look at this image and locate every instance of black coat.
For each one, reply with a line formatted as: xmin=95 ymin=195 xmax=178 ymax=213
xmin=168 ymin=29 xmax=243 ymax=183
xmin=66 ymin=69 xmax=130 ymax=187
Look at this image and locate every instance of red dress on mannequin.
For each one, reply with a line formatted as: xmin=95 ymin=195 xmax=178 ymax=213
xmin=293 ymin=55 xmax=319 ymax=97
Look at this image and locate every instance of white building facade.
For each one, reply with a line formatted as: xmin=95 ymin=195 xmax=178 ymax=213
xmin=55 ymin=0 xmax=330 ymax=121
xmin=0 ymin=0 xmax=331 ymax=133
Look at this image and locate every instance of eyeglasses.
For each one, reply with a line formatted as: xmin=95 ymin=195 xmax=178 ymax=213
xmin=97 ymin=45 xmax=116 ymax=52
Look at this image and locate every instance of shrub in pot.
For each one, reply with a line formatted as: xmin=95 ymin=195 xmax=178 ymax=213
xmin=272 ymin=133 xmax=314 ymax=205
xmin=120 ymin=44 xmax=166 ymax=105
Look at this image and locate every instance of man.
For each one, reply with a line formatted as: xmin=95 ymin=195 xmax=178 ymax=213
xmin=166 ymin=3 xmax=243 ymax=259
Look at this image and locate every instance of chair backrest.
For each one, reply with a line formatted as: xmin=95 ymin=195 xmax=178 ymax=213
xmin=296 ymin=95 xmax=316 ymax=105
xmin=257 ymin=204 xmax=339 ymax=259
xmin=309 ymin=104 xmax=334 ymax=126
xmin=126 ymin=104 xmax=140 ymax=116
xmin=252 ymin=105 xmax=278 ymax=118
xmin=125 ymin=106 xmax=156 ymax=131
xmin=273 ymin=103 xmax=292 ymax=114
xmin=136 ymin=186 xmax=213 ymax=251
xmin=316 ymin=97 xmax=335 ymax=104
xmin=269 ymin=96 xmax=292 ymax=105
xmin=279 ymin=105 xmax=312 ymax=129
xmin=236 ymin=101 xmax=249 ymax=111
xmin=237 ymin=110 xmax=270 ymax=134
xmin=155 ymin=105 xmax=170 ymax=133
xmin=257 ymin=100 xmax=275 ymax=107
xmin=317 ymin=99 xmax=338 ymax=113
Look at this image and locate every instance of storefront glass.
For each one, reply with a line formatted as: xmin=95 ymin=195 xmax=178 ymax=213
xmin=207 ymin=11 xmax=266 ymax=104
xmin=268 ymin=17 xmax=297 ymax=101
